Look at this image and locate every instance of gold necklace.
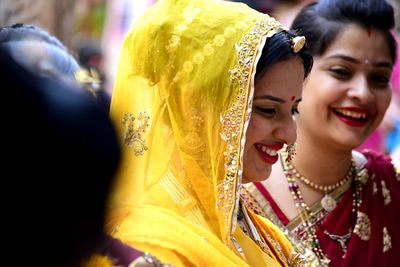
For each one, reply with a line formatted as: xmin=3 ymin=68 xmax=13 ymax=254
xmin=282 ymin=154 xmax=363 ymax=264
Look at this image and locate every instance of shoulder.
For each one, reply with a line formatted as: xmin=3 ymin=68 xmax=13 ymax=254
xmin=357 ymin=150 xmax=396 ymax=175
xmin=357 ymin=149 xmax=400 ymax=190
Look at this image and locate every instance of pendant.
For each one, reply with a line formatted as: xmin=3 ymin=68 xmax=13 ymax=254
xmin=321 ymin=194 xmax=337 ymax=212
xmin=323 ymin=230 xmax=352 ymax=258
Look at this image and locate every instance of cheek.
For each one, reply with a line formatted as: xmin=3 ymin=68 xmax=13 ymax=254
xmin=376 ymin=91 xmax=392 ymax=116
xmin=246 ymin=115 xmax=266 ymax=142
xmin=245 ymin=118 xmax=257 ymax=151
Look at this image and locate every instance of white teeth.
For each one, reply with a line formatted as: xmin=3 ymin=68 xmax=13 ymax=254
xmin=335 ymin=109 xmax=367 ymax=119
xmin=256 ymin=144 xmax=278 ymax=156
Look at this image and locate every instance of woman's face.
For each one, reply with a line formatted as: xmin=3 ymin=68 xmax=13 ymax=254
xmin=297 ymin=24 xmax=393 ymax=150
xmin=243 ymin=58 xmax=304 ymax=183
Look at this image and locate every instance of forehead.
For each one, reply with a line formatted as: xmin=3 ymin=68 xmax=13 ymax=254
xmin=322 ymin=24 xmax=392 ymax=62
xmin=254 ymin=58 xmax=304 ymax=98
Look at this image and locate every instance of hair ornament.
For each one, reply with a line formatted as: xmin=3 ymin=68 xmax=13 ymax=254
xmin=292 ymin=36 xmax=306 ymax=53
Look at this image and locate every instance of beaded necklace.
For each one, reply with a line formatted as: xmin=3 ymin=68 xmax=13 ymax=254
xmin=286 ymin=158 xmax=355 ymax=213
xmin=282 ymin=154 xmax=363 ymax=265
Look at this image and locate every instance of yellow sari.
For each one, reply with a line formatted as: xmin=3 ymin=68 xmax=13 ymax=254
xmin=107 ymin=0 xmax=312 ymax=266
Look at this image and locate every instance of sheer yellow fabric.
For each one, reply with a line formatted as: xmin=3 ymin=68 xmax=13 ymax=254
xmin=107 ymin=0 xmax=305 ymax=266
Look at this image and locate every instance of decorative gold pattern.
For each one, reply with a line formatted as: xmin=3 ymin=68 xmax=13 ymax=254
xmin=166 ymin=5 xmax=200 ymax=55
xmin=372 ymin=181 xmax=378 ymax=195
xmin=181 ymin=114 xmax=206 ymax=156
xmin=123 ymin=112 xmax=150 ymax=156
xmin=288 ymin=251 xmax=310 ymax=267
xmin=381 ymin=180 xmax=391 ymax=205
xmin=217 ymin=16 xmax=282 ymax=243
xmin=383 ymin=227 xmax=392 ymax=253
xmin=358 ymin=168 xmax=369 ymax=185
xmin=240 ymin=186 xmax=267 ymax=217
xmin=241 ymin=183 xmax=321 ymax=267
xmin=353 ymin=212 xmax=371 ymax=241
xmin=160 ymin=170 xmax=207 ymax=227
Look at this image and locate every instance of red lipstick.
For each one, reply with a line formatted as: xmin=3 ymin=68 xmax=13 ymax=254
xmin=332 ymin=107 xmax=371 ymax=128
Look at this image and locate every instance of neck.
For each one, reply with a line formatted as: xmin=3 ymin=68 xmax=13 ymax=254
xmin=291 ymin=134 xmax=353 ymax=186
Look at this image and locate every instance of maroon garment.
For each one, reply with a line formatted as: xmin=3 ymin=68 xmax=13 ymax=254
xmin=253 ymin=150 xmax=400 ymax=266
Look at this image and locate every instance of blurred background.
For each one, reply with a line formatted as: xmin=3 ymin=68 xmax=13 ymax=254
xmin=1 ymin=0 xmax=399 ymax=155
xmin=1 ymin=0 xmax=398 ymax=92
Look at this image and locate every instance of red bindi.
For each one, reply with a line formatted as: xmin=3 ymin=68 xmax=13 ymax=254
xmin=291 ymin=96 xmax=295 ymax=101
xmin=367 ymin=27 xmax=372 ymax=37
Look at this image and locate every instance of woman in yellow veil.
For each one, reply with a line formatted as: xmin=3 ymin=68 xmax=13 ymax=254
xmin=107 ymin=0 xmax=314 ymax=266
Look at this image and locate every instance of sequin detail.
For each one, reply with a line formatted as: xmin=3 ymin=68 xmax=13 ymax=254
xmin=218 ymin=15 xmax=282 ymax=242
xmin=353 ymin=212 xmax=371 ymax=241
xmin=381 ymin=180 xmax=391 ymax=206
xmin=372 ymin=181 xmax=378 ymax=195
xmin=383 ymin=227 xmax=392 ymax=253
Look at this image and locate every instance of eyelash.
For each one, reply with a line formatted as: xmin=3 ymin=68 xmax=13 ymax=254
xmin=292 ymin=108 xmax=300 ymax=115
xmin=328 ymin=68 xmax=350 ymax=78
xmin=328 ymin=68 xmax=390 ymax=86
xmin=255 ymin=107 xmax=275 ymax=117
xmin=255 ymin=107 xmax=299 ymax=117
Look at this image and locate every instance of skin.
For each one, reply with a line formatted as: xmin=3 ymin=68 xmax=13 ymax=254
xmin=297 ymin=24 xmax=392 ymax=152
xmin=242 ymin=58 xmax=305 ymax=183
xmin=264 ymin=24 xmax=393 ymax=219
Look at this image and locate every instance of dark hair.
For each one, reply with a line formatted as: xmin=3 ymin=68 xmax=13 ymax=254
xmin=291 ymin=0 xmax=397 ymax=63
xmin=0 ymin=23 xmax=79 ymax=76
xmin=256 ymin=30 xmax=313 ymax=80
xmin=1 ymin=46 xmax=120 ymax=267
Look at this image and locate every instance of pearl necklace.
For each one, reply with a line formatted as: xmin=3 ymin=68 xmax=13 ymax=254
xmin=286 ymin=160 xmax=354 ymax=194
xmin=283 ymin=154 xmax=363 ymax=265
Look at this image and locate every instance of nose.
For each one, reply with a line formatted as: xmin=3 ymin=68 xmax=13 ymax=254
xmin=273 ymin=116 xmax=297 ymax=145
xmin=347 ymin=75 xmax=375 ymax=104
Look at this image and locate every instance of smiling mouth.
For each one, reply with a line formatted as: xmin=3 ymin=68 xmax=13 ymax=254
xmin=256 ymin=144 xmax=278 ymax=156
xmin=332 ymin=108 xmax=370 ymax=127
xmin=255 ymin=143 xmax=280 ymax=164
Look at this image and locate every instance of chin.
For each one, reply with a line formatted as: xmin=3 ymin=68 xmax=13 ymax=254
xmin=242 ymin=169 xmax=271 ymax=183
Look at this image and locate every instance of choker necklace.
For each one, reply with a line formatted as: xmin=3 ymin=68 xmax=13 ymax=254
xmin=285 ymin=159 xmax=355 ymax=212
xmin=283 ymin=153 xmax=363 ymax=264
xmin=286 ymin=160 xmax=354 ymax=193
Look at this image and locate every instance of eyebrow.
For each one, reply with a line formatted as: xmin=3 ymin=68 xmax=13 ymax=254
xmin=325 ymin=54 xmax=392 ymax=69
xmin=254 ymin=95 xmax=302 ymax=103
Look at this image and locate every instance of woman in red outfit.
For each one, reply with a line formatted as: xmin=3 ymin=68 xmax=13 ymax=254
xmin=242 ymin=0 xmax=400 ymax=266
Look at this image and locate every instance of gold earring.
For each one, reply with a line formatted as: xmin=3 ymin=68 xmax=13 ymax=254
xmin=285 ymin=143 xmax=297 ymax=163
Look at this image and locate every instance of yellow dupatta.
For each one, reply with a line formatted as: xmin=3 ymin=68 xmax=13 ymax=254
xmin=107 ymin=0 xmax=309 ymax=266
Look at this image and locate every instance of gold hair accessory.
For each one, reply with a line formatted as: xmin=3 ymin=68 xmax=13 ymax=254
xmin=285 ymin=143 xmax=297 ymax=163
xmin=292 ymin=36 xmax=306 ymax=53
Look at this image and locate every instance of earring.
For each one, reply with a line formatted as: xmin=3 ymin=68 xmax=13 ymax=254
xmin=285 ymin=143 xmax=297 ymax=163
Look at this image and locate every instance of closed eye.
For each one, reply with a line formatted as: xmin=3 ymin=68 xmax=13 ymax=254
xmin=328 ymin=67 xmax=351 ymax=78
xmin=255 ymin=107 xmax=276 ymax=118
